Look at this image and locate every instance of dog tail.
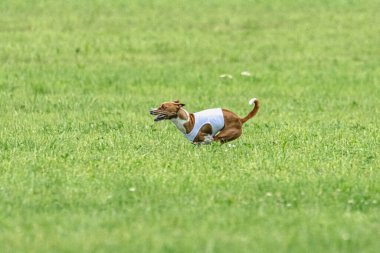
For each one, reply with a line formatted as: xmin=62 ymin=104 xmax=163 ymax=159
xmin=240 ymin=98 xmax=260 ymax=124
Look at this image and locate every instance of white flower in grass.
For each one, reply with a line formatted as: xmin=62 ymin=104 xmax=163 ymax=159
xmin=266 ymin=192 xmax=272 ymax=197
xmin=240 ymin=71 xmax=252 ymax=77
xmin=219 ymin=74 xmax=233 ymax=79
xmin=129 ymin=187 xmax=136 ymax=192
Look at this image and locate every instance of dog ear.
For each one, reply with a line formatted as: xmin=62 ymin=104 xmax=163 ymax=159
xmin=173 ymin=100 xmax=185 ymax=107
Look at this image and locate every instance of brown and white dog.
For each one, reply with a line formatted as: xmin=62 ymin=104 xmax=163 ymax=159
xmin=149 ymin=98 xmax=260 ymax=144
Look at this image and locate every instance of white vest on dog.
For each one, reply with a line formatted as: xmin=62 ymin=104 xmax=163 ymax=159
xmin=184 ymin=108 xmax=225 ymax=142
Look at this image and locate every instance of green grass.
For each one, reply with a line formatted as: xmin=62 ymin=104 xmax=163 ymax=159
xmin=1 ymin=0 xmax=380 ymax=252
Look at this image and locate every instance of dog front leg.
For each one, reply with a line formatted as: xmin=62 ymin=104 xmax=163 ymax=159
xmin=193 ymin=134 xmax=214 ymax=145
xmin=203 ymin=134 xmax=214 ymax=144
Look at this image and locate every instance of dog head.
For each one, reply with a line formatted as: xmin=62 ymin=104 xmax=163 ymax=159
xmin=150 ymin=100 xmax=186 ymax=122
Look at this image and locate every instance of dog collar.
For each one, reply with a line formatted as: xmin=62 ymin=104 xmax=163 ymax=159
xmin=182 ymin=109 xmax=190 ymax=123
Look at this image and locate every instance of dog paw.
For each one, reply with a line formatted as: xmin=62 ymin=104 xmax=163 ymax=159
xmin=204 ymin=135 xmax=214 ymax=143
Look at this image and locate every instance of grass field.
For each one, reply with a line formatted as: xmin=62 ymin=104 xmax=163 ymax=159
xmin=1 ymin=0 xmax=380 ymax=252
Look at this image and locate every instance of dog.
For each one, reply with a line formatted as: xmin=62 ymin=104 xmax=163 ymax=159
xmin=149 ymin=98 xmax=259 ymax=144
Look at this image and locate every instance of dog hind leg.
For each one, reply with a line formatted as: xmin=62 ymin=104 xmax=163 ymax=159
xmin=214 ymin=128 xmax=242 ymax=144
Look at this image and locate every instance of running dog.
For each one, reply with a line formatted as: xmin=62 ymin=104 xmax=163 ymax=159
xmin=149 ymin=98 xmax=259 ymax=144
